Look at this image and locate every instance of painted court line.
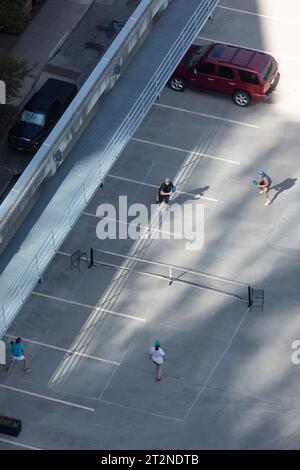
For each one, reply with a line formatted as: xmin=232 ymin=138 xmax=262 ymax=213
xmin=154 ymin=102 xmax=258 ymax=129
xmin=183 ymin=306 xmax=250 ymax=420
xmin=83 ymin=212 xmax=196 ymax=241
xmin=131 ymin=137 xmax=240 ymax=165
xmin=197 ymin=35 xmax=300 ymax=63
xmin=108 ymin=174 xmax=218 ymax=202
xmin=0 ymin=384 xmax=95 ymax=412
xmin=32 ymin=289 xmax=146 ymax=323
xmin=217 ymin=4 xmax=300 ymax=25
xmin=0 ymin=437 xmax=42 ymax=450
xmin=101 ymin=398 xmax=182 ymax=423
xmin=5 ymin=333 xmax=120 ymax=367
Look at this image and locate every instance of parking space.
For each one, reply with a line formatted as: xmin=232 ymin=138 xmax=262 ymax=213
xmin=1 ymin=0 xmax=300 ymax=450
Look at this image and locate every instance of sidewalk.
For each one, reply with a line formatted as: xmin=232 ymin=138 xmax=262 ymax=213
xmin=9 ymin=0 xmax=142 ymax=107
xmin=10 ymin=0 xmax=95 ymax=106
xmin=0 ymin=0 xmax=141 ymax=173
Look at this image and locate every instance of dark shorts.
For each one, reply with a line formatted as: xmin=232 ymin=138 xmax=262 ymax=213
xmin=158 ymin=193 xmax=170 ymax=204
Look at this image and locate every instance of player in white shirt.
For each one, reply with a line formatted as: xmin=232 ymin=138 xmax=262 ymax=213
xmin=149 ymin=339 xmax=166 ymax=381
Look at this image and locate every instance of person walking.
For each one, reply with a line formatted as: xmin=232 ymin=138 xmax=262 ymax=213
xmin=156 ymin=178 xmax=176 ymax=205
xmin=149 ymin=339 xmax=166 ymax=381
xmin=258 ymin=170 xmax=272 ymax=206
xmin=6 ymin=337 xmax=32 ymax=374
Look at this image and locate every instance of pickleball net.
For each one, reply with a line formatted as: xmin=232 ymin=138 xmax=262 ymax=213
xmin=88 ymin=248 xmax=254 ymax=306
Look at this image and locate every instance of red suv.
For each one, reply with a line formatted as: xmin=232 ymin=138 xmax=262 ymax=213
xmin=168 ymin=43 xmax=280 ymax=107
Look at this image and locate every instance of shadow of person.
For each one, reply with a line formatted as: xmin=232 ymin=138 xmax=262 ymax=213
xmin=173 ymin=185 xmax=210 ymax=204
xmin=271 ymin=178 xmax=297 ymax=203
xmin=192 ymin=185 xmax=210 ymax=198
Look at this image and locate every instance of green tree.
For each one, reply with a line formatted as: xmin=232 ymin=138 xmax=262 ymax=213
xmin=0 ymin=48 xmax=30 ymax=101
xmin=0 ymin=0 xmax=29 ymax=34
xmin=0 ymin=48 xmax=31 ymax=136
xmin=0 ymin=104 xmax=19 ymax=137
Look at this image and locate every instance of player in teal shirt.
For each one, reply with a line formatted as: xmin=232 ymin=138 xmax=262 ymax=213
xmin=7 ymin=337 xmax=31 ymax=373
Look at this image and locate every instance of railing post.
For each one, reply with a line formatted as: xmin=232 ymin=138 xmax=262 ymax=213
xmin=51 ymin=230 xmax=56 ymax=253
xmin=2 ymin=306 xmax=7 ymax=330
xmin=88 ymin=248 xmax=94 ymax=268
xmin=83 ymin=182 xmax=87 ymax=204
xmin=68 ymin=206 xmax=71 ymax=228
xmin=248 ymin=286 xmax=253 ymax=307
xmin=18 ymin=282 xmax=24 ymax=303
xmin=169 ymin=266 xmax=173 ymax=285
xmin=113 ymin=136 xmax=118 ymax=160
xmin=99 ymin=160 xmax=103 ymax=186
xmin=35 ymin=255 xmax=40 ymax=279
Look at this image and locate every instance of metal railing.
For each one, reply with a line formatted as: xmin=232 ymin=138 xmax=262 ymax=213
xmin=0 ymin=0 xmax=218 ymax=338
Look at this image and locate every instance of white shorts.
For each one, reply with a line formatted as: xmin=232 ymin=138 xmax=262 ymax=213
xmin=12 ymin=355 xmax=25 ymax=361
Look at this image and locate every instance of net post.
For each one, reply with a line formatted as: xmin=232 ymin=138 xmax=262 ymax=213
xmin=88 ymin=248 xmax=94 ymax=268
xmin=248 ymin=286 xmax=253 ymax=307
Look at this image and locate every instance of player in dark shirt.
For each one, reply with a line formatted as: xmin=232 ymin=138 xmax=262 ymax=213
xmin=258 ymin=170 xmax=272 ymax=206
xmin=157 ymin=178 xmax=176 ymax=204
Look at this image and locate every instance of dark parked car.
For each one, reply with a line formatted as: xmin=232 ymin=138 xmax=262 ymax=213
xmin=168 ymin=43 xmax=280 ymax=106
xmin=0 ymin=167 xmax=21 ymax=204
xmin=8 ymin=79 xmax=78 ymax=151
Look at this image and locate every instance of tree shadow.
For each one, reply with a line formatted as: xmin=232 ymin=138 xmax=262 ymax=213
xmin=270 ymin=178 xmax=297 ymax=203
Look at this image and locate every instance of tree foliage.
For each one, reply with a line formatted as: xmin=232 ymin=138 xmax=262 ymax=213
xmin=0 ymin=48 xmax=31 ymax=136
xmin=0 ymin=48 xmax=31 ymax=101
xmin=0 ymin=0 xmax=29 ymax=34
xmin=0 ymin=104 xmax=19 ymax=137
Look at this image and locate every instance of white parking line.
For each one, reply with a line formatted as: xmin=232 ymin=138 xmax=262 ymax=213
xmin=0 ymin=384 xmax=95 ymax=412
xmin=197 ymin=35 xmax=300 ymax=63
xmin=83 ymin=212 xmax=197 ymax=241
xmin=108 ymin=174 xmax=218 ymax=202
xmin=0 ymin=437 xmax=42 ymax=450
xmin=154 ymin=102 xmax=259 ymax=129
xmin=32 ymin=290 xmax=146 ymax=323
xmin=217 ymin=4 xmax=300 ymax=26
xmin=131 ymin=137 xmax=240 ymax=165
xmin=5 ymin=334 xmax=120 ymax=367
xmin=101 ymin=398 xmax=182 ymax=422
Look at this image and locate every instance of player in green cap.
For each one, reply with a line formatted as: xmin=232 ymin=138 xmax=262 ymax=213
xmin=149 ymin=339 xmax=166 ymax=381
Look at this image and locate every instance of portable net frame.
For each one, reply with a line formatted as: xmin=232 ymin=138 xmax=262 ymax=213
xmin=89 ymin=248 xmax=254 ymax=306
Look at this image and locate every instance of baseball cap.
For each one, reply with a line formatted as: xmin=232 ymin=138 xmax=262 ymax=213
xmin=165 ymin=177 xmax=171 ymax=182
xmin=258 ymin=171 xmax=265 ymax=177
xmin=155 ymin=339 xmax=161 ymax=347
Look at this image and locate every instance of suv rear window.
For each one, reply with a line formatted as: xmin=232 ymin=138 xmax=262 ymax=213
xmin=238 ymin=70 xmax=259 ymax=85
xmin=262 ymin=58 xmax=276 ymax=82
xmin=187 ymin=45 xmax=210 ymax=68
